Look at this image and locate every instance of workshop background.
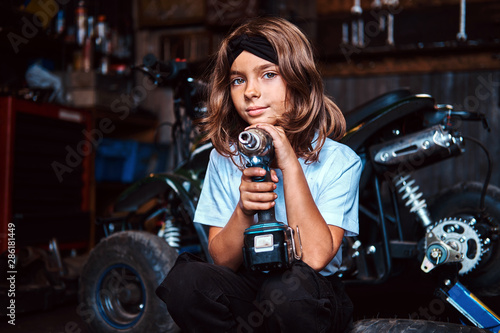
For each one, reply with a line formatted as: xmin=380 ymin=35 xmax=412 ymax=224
xmin=0 ymin=0 xmax=499 ymax=332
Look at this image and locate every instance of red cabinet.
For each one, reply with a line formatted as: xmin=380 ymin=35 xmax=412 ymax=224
xmin=0 ymin=97 xmax=93 ymax=253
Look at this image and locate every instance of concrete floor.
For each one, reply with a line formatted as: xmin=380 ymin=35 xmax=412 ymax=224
xmin=2 ymin=277 xmax=499 ymax=332
xmin=1 ymin=300 xmax=90 ymax=333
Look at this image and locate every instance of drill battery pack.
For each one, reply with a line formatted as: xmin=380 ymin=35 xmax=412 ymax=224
xmin=243 ymin=222 xmax=294 ymax=271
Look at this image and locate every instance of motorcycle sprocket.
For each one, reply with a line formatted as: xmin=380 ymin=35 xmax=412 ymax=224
xmin=429 ymin=181 xmax=500 ymax=297
xmin=425 ymin=217 xmax=485 ymax=275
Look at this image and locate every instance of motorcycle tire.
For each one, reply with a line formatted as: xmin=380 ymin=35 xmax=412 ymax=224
xmin=429 ymin=181 xmax=500 ymax=297
xmin=350 ymin=319 xmax=491 ymax=332
xmin=78 ymin=231 xmax=180 ymax=333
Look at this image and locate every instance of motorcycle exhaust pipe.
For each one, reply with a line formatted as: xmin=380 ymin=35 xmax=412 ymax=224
xmin=370 ymin=125 xmax=465 ymax=171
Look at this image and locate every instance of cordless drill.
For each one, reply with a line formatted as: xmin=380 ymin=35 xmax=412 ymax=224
xmin=238 ymin=128 xmax=301 ymax=271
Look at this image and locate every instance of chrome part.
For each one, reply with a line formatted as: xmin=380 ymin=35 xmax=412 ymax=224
xmin=436 ymin=104 xmax=453 ymax=111
xmin=289 ymin=226 xmax=303 ymax=260
xmin=49 ymin=238 xmax=65 ymax=276
xmin=373 ymin=125 xmax=465 ymax=166
xmin=350 ymin=0 xmax=364 ymax=48
xmin=386 ymin=12 xmax=394 ymax=45
xmin=421 ymin=218 xmax=484 ymax=275
xmin=393 ymin=173 xmax=433 ymax=227
xmin=239 ymin=131 xmax=261 ymax=151
xmin=238 ymin=128 xmax=274 ymax=178
xmin=158 ymin=219 xmax=181 ymax=248
xmin=421 ymin=232 xmax=463 ymax=273
xmin=456 ymin=0 xmax=468 ymax=41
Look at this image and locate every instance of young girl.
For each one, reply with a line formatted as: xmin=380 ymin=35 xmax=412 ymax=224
xmin=157 ymin=16 xmax=362 ymax=333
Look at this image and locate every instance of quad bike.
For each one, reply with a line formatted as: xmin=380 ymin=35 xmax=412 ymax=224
xmin=78 ymin=56 xmax=500 ymax=332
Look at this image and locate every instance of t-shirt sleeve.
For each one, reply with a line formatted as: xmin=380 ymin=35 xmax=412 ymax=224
xmin=193 ymin=149 xmax=240 ymax=227
xmin=316 ymin=149 xmax=362 ymax=237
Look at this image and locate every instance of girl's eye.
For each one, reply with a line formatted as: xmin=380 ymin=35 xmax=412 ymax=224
xmin=264 ymin=72 xmax=277 ymax=79
xmin=231 ymin=78 xmax=245 ymax=86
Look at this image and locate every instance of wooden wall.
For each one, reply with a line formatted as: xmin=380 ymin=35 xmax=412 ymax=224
xmin=324 ymin=70 xmax=500 ymax=196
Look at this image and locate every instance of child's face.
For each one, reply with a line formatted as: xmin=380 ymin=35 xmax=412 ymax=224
xmin=229 ymin=51 xmax=287 ymax=126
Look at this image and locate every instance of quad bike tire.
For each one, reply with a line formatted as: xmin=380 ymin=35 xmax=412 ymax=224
xmin=350 ymin=319 xmax=491 ymax=333
xmin=429 ymin=181 xmax=500 ymax=297
xmin=78 ymin=231 xmax=179 ymax=333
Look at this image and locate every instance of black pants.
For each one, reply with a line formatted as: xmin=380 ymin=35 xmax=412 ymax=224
xmin=156 ymin=253 xmax=353 ymax=333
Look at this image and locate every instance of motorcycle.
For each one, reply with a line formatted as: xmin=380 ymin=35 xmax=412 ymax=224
xmin=78 ymin=57 xmax=500 ymax=333
xmin=337 ymin=89 xmax=500 ymax=332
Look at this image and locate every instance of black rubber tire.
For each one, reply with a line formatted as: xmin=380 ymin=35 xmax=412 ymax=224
xmin=350 ymin=319 xmax=491 ymax=333
xmin=78 ymin=231 xmax=179 ymax=333
xmin=429 ymin=181 xmax=500 ymax=297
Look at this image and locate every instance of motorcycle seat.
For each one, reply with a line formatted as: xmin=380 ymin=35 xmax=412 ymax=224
xmin=344 ymin=89 xmax=413 ymax=130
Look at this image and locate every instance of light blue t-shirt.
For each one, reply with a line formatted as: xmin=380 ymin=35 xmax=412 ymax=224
xmin=194 ymin=137 xmax=362 ymax=276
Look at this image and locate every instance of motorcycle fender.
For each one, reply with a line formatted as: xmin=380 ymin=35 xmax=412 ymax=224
xmin=113 ymin=173 xmax=199 ymax=219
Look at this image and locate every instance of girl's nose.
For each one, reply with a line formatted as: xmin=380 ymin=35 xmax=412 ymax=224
xmin=244 ymin=80 xmax=261 ymax=99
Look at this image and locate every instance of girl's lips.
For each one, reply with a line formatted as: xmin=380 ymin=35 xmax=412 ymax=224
xmin=246 ymin=106 xmax=267 ymax=117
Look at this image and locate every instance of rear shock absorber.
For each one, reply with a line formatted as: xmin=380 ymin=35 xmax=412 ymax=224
xmin=393 ymin=173 xmax=433 ymax=228
xmin=158 ymin=219 xmax=181 ymax=249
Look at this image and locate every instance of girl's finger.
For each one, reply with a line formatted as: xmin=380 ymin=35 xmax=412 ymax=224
xmin=270 ymin=169 xmax=279 ymax=183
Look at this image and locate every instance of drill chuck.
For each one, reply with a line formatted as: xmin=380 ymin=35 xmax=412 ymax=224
xmin=238 ymin=128 xmax=273 ymax=157
xmin=239 ymin=131 xmax=260 ymax=150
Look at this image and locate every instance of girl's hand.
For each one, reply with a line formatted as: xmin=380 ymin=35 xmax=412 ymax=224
xmin=238 ymin=167 xmax=279 ymax=217
xmin=247 ymin=123 xmax=297 ymax=172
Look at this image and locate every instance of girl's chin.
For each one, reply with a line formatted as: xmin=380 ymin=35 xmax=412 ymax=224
xmin=245 ymin=117 xmax=277 ymax=126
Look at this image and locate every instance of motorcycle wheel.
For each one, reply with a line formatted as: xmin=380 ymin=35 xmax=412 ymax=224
xmin=429 ymin=181 xmax=500 ymax=297
xmin=350 ymin=319 xmax=490 ymax=332
xmin=78 ymin=231 xmax=179 ymax=333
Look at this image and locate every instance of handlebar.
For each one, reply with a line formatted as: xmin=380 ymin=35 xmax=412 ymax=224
xmin=131 ymin=53 xmax=189 ymax=85
xmin=434 ymin=104 xmax=490 ymax=132
xmin=448 ymin=111 xmax=490 ymax=131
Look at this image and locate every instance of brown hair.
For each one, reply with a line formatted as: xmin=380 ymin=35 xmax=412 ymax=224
xmin=199 ymin=16 xmax=346 ymax=163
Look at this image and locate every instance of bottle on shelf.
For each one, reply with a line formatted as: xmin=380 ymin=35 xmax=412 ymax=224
xmin=75 ymin=1 xmax=87 ymax=46
xmin=55 ymin=9 xmax=65 ymax=37
xmin=82 ymin=16 xmax=95 ymax=72
xmin=95 ymin=15 xmax=110 ymax=74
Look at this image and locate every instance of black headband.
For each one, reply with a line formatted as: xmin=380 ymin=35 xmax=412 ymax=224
xmin=227 ymin=34 xmax=278 ymax=66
